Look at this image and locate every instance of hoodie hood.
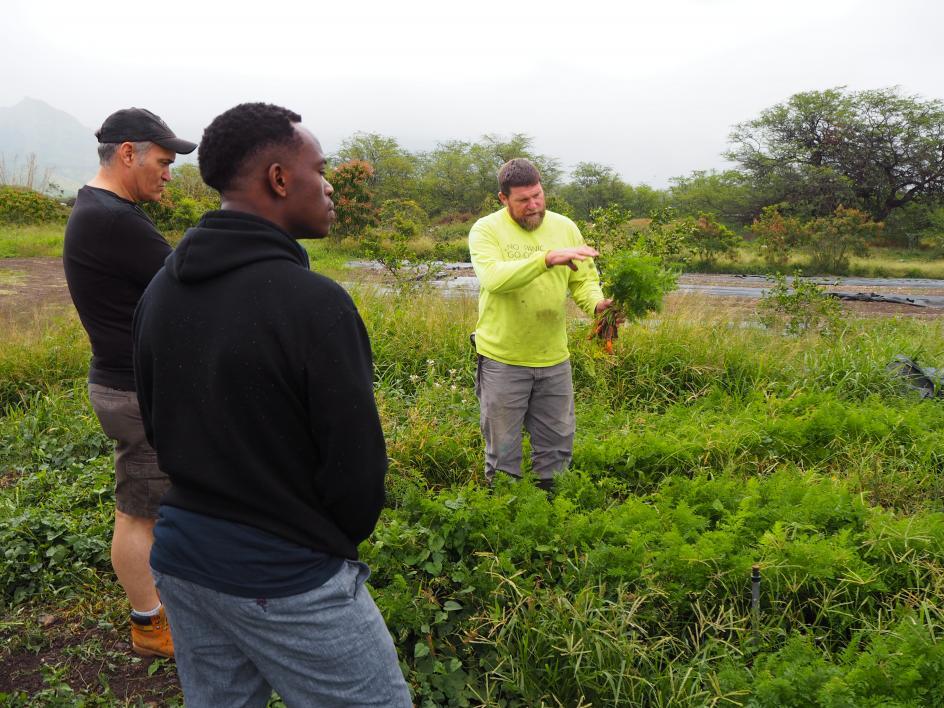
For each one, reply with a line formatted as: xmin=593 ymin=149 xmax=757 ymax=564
xmin=165 ymin=210 xmax=310 ymax=283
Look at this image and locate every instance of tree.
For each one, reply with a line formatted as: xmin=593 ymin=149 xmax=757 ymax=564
xmin=560 ymin=162 xmax=627 ymax=219
xmin=624 ymin=183 xmax=666 ymax=218
xmin=414 ymin=134 xmax=561 ymax=218
xmin=686 ymin=213 xmax=740 ymax=265
xmin=166 ymin=163 xmax=219 ymax=203
xmin=669 ymin=169 xmax=754 ymax=224
xmin=728 ymin=87 xmax=944 ymax=220
xmin=417 ymin=140 xmax=482 ymax=216
xmin=328 ymin=160 xmax=377 ymax=238
xmin=140 ymin=164 xmax=220 ymax=234
xmin=804 ymin=205 xmax=883 ymax=274
xmin=749 ymin=204 xmax=807 ymax=269
xmin=471 ymin=133 xmax=562 ymax=195
xmin=334 ymin=132 xmax=420 ymax=204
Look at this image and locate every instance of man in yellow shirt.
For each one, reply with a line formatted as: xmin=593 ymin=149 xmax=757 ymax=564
xmin=469 ymin=158 xmax=612 ymax=490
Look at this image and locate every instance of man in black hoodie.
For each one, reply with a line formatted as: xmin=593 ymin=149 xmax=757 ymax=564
xmin=132 ymin=103 xmax=411 ymax=706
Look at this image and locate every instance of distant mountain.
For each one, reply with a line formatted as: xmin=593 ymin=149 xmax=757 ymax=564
xmin=0 ymin=98 xmax=98 ymax=195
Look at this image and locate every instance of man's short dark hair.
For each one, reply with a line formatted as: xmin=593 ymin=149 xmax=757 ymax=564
xmin=97 ymin=141 xmax=150 ymax=166
xmin=198 ymin=103 xmax=303 ymax=193
xmin=498 ymin=158 xmax=542 ymax=196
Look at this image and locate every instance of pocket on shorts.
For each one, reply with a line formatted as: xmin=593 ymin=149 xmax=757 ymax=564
xmin=115 ymin=462 xmax=170 ymax=518
xmin=124 ymin=460 xmax=163 ymax=480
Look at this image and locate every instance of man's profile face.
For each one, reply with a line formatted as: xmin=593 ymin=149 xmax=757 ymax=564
xmin=283 ymin=127 xmax=336 ymax=239
xmin=129 ymin=143 xmax=176 ymax=203
xmin=499 ymin=182 xmax=546 ymax=231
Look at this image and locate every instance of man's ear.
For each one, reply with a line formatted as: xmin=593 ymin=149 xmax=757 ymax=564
xmin=497 ymin=191 xmax=508 ymax=206
xmin=117 ymin=142 xmax=135 ymax=167
xmin=267 ymin=163 xmax=288 ymax=197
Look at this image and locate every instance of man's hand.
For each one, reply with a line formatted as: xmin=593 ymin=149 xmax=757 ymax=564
xmin=595 ymin=298 xmax=625 ymax=323
xmin=545 ymin=246 xmax=599 ymax=271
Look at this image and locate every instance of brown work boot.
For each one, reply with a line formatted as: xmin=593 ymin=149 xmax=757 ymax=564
xmin=130 ymin=606 xmax=174 ymax=658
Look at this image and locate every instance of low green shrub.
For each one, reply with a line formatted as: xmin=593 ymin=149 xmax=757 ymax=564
xmin=0 ymin=186 xmax=69 ymax=225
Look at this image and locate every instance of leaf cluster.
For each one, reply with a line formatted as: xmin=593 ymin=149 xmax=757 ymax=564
xmin=0 ymin=186 xmax=69 ymax=225
xmin=758 ymin=271 xmax=844 ymax=336
xmin=600 ymin=250 xmax=678 ymax=322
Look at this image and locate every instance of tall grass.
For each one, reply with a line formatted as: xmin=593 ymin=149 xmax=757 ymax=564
xmin=0 ymin=224 xmax=66 ymax=258
xmin=3 ymin=288 xmax=944 ymax=704
xmin=697 ymin=244 xmax=944 ymax=279
xmin=0 ymin=311 xmax=88 ymax=410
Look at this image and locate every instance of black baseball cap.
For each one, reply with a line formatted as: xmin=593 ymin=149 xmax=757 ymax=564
xmin=95 ymin=108 xmax=197 ymax=154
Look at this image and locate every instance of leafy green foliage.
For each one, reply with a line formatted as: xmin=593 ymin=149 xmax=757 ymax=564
xmin=334 ymin=132 xmax=422 ymax=204
xmin=669 ymin=169 xmax=754 ymax=224
xmin=758 ymin=272 xmax=844 ymax=336
xmin=579 ymin=204 xmax=634 ymax=273
xmin=686 ymin=212 xmax=741 ymax=265
xmin=5 ymin=280 xmax=944 ymax=704
xmin=140 ymin=164 xmax=220 ymax=236
xmin=601 ymin=251 xmax=678 ymax=322
xmin=0 ymin=186 xmax=69 ymax=225
xmin=805 ymin=205 xmax=884 ymax=274
xmin=361 ymin=199 xmax=444 ymax=292
xmin=328 ymin=160 xmax=377 ymax=239
xmin=635 ymin=207 xmax=692 ymax=264
xmin=751 ymin=204 xmax=807 ymax=269
xmin=729 ymin=86 xmax=944 ymax=220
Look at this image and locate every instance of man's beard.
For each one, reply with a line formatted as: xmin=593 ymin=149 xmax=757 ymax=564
xmin=512 ymin=209 xmax=546 ymax=232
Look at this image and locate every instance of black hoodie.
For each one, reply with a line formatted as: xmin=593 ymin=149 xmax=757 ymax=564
xmin=133 ymin=211 xmax=385 ymax=559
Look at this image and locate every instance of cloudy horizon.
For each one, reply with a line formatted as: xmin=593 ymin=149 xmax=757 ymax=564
xmin=2 ymin=0 xmax=942 ymax=187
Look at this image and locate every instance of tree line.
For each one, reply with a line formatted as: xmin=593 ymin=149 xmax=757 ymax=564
xmin=126 ymin=86 xmax=944 ymax=256
xmin=326 ymin=86 xmax=944 ymax=247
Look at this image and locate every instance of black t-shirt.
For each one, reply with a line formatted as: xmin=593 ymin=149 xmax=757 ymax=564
xmin=63 ymin=186 xmax=171 ymax=390
xmin=151 ymin=506 xmax=343 ymax=598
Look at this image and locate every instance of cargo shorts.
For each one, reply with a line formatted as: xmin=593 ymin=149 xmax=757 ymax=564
xmin=88 ymin=383 xmax=170 ymax=518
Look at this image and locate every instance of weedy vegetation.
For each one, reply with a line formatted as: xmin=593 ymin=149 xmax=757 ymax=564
xmin=2 ymin=280 xmax=944 ymax=705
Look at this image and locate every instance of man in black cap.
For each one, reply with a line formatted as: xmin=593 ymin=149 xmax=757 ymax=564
xmin=63 ymin=107 xmax=197 ymax=659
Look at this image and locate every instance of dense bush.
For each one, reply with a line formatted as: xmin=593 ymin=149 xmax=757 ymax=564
xmin=140 ymin=164 xmax=220 ymax=235
xmin=0 ymin=186 xmax=70 ymax=225
xmin=686 ymin=212 xmax=740 ymax=265
xmin=806 ymin=206 xmax=884 ymax=274
xmin=750 ymin=204 xmax=807 ymax=269
xmin=329 ymin=160 xmax=377 ymax=239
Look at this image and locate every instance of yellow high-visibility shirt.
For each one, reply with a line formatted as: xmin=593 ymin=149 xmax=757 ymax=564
xmin=469 ymin=208 xmax=604 ymax=367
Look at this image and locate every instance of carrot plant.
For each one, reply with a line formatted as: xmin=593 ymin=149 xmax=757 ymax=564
xmin=591 ymin=250 xmax=678 ymax=353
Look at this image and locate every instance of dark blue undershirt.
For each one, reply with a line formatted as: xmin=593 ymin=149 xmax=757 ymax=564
xmin=150 ymin=506 xmax=344 ymax=598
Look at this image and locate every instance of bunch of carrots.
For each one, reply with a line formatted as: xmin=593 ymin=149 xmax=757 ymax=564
xmin=590 ymin=251 xmax=678 ymax=354
xmin=590 ymin=307 xmax=621 ymax=354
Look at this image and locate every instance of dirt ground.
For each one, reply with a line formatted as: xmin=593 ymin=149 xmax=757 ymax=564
xmin=0 ymin=258 xmax=74 ymax=324
xmin=1 ymin=258 xmax=942 ymax=324
xmin=0 ymin=614 xmax=181 ymax=704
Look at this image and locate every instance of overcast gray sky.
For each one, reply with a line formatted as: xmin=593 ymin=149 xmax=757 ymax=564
xmin=2 ymin=0 xmax=942 ymax=186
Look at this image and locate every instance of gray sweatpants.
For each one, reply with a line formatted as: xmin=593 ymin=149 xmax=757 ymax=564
xmin=475 ymin=356 xmax=576 ymax=482
xmin=153 ymin=563 xmax=411 ymax=707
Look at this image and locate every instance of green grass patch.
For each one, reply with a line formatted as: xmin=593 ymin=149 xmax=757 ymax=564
xmin=0 ymin=224 xmax=66 ymax=259
xmin=694 ymin=244 xmax=944 ymax=279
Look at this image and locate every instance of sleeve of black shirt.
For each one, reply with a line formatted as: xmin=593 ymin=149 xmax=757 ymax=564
xmin=110 ymin=209 xmax=172 ymax=289
xmin=306 ymin=299 xmax=387 ymax=545
xmin=132 ymin=291 xmax=156 ymax=448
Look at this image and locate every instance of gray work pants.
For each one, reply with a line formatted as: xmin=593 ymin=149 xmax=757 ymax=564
xmin=475 ymin=356 xmax=576 ymax=482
